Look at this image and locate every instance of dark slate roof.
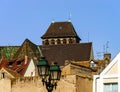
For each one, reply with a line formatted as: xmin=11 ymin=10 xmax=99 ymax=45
xmin=41 ymin=21 xmax=80 ymax=40
xmin=40 ymin=42 xmax=93 ymax=66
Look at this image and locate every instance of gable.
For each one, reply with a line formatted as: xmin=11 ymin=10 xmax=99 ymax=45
xmin=13 ymin=39 xmax=40 ymax=59
xmin=62 ymin=64 xmax=71 ymax=75
xmin=24 ymin=59 xmax=36 ymax=76
xmin=100 ymin=52 xmax=120 ymax=76
xmin=105 ymin=62 xmax=118 ymax=75
xmin=0 ymin=68 xmax=18 ymax=79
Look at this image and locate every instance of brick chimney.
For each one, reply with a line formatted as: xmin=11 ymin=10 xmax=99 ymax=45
xmin=104 ymin=53 xmax=111 ymax=67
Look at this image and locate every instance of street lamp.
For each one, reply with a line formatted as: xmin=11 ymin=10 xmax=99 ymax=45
xmin=37 ymin=56 xmax=61 ymax=92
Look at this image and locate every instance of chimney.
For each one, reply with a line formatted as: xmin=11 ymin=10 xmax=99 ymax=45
xmin=104 ymin=53 xmax=111 ymax=66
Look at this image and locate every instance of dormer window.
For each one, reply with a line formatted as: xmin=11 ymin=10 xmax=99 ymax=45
xmin=59 ymin=26 xmax=62 ymax=30
xmin=17 ymin=61 xmax=22 ymax=66
xmin=90 ymin=61 xmax=96 ymax=68
xmin=8 ymin=62 xmax=14 ymax=67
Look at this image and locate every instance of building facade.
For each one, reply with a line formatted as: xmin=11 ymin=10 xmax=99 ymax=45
xmin=93 ymin=52 xmax=120 ymax=92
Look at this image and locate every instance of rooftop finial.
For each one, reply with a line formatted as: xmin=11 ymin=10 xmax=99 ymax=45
xmin=52 ymin=19 xmax=55 ymax=23
xmin=68 ymin=13 xmax=72 ymax=22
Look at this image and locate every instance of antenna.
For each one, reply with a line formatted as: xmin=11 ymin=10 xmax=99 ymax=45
xmin=105 ymin=41 xmax=109 ymax=53
xmin=103 ymin=45 xmax=105 ymax=54
xmin=68 ymin=13 xmax=72 ymax=22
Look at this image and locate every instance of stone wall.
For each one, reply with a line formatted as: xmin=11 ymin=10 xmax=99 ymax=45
xmin=76 ymin=75 xmax=93 ymax=92
xmin=0 ymin=75 xmax=92 ymax=92
xmin=11 ymin=76 xmax=46 ymax=92
xmin=10 ymin=75 xmax=76 ymax=92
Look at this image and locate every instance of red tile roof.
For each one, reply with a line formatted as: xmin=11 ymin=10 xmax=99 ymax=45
xmin=0 ymin=57 xmax=31 ymax=76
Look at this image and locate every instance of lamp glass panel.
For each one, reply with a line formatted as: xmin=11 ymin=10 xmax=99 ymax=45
xmin=41 ymin=66 xmax=46 ymax=75
xmin=38 ymin=66 xmax=42 ymax=76
xmin=50 ymin=71 xmax=58 ymax=80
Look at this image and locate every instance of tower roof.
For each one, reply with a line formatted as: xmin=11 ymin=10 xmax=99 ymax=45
xmin=41 ymin=21 xmax=81 ymax=40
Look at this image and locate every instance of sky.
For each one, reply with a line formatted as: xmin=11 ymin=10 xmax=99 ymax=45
xmin=0 ymin=0 xmax=120 ymax=59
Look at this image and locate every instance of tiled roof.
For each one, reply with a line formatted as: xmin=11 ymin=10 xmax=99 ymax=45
xmin=13 ymin=39 xmax=41 ymax=59
xmin=2 ymin=67 xmax=21 ymax=78
xmin=0 ymin=57 xmax=31 ymax=76
xmin=40 ymin=42 xmax=93 ymax=66
xmin=72 ymin=59 xmax=104 ymax=73
xmin=0 ymin=46 xmax=20 ymax=59
xmin=41 ymin=21 xmax=80 ymax=40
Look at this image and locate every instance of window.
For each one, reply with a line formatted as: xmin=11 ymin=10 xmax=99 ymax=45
xmin=63 ymin=39 xmax=66 ymax=44
xmin=57 ymin=39 xmax=61 ymax=44
xmin=69 ymin=38 xmax=73 ymax=44
xmin=1 ymin=72 xmax=5 ymax=79
xmin=17 ymin=61 xmax=22 ymax=66
xmin=104 ymin=83 xmax=118 ymax=92
xmin=90 ymin=61 xmax=95 ymax=68
xmin=8 ymin=62 xmax=14 ymax=67
xmin=51 ymin=39 xmax=55 ymax=45
xmin=45 ymin=40 xmax=49 ymax=45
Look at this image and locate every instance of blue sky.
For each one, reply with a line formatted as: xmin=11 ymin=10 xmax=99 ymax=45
xmin=0 ymin=0 xmax=120 ymax=59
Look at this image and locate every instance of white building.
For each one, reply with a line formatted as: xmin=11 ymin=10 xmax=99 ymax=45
xmin=93 ymin=52 xmax=120 ymax=92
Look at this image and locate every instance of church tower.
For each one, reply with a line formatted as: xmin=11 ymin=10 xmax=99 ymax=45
xmin=41 ymin=21 xmax=81 ymax=45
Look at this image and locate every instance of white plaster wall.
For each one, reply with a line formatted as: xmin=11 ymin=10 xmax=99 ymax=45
xmin=24 ymin=59 xmax=36 ymax=76
xmin=93 ymin=75 xmax=100 ymax=92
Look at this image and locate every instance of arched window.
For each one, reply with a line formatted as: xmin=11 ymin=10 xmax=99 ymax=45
xmin=63 ymin=39 xmax=66 ymax=44
xmin=69 ymin=38 xmax=73 ymax=44
xmin=51 ymin=39 xmax=55 ymax=45
xmin=57 ymin=39 xmax=61 ymax=44
xmin=45 ymin=40 xmax=49 ymax=45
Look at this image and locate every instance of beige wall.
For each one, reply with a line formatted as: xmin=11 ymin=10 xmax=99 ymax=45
xmin=0 ymin=79 xmax=11 ymax=92
xmin=0 ymin=74 xmax=92 ymax=92
xmin=76 ymin=75 xmax=93 ymax=92
xmin=106 ymin=62 xmax=118 ymax=75
xmin=3 ymin=75 xmax=76 ymax=92
xmin=0 ymin=68 xmax=14 ymax=79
